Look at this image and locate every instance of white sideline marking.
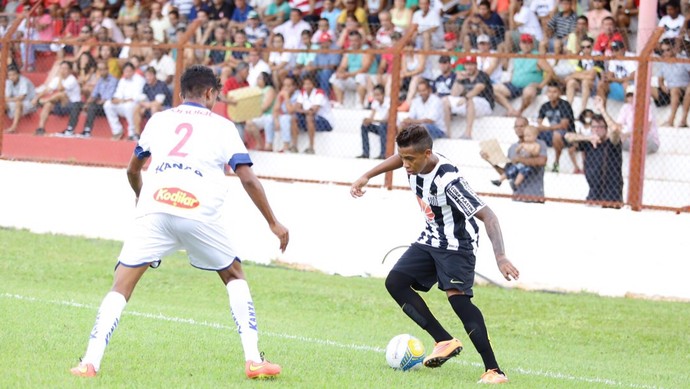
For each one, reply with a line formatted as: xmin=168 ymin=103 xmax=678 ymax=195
xmin=1 ymin=292 xmax=661 ymax=389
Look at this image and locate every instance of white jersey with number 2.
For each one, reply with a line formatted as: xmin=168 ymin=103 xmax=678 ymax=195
xmin=134 ymin=102 xmax=251 ymax=222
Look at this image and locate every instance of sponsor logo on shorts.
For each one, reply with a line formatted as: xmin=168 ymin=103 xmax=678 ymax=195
xmin=154 ymin=187 xmax=200 ymax=209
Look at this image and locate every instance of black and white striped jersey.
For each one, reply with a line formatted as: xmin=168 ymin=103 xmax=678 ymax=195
xmin=407 ymin=153 xmax=486 ymax=252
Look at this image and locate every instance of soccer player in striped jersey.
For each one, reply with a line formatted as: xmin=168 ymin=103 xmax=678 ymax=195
xmin=70 ymin=65 xmax=289 ymax=380
xmin=350 ymin=124 xmax=520 ymax=384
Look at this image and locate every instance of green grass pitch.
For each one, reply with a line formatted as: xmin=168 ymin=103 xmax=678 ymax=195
xmin=0 ymin=227 xmax=688 ymax=388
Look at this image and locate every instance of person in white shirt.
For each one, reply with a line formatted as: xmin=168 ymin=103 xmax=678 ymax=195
xmin=32 ymin=61 xmax=82 ymax=136
xmin=272 ymin=8 xmax=312 ymax=50
xmin=149 ymin=46 xmax=176 ymax=86
xmin=400 ymin=79 xmax=446 ymax=139
xmin=246 ymin=48 xmax=271 ymax=87
xmin=104 ymin=62 xmax=146 ymax=140
xmin=69 ymin=64 xmax=288 ymax=380
xmin=357 ymin=84 xmax=390 ymax=159
xmin=658 ymin=2 xmax=684 ymax=42
xmin=291 ymin=75 xmax=334 ymax=154
xmin=412 ymin=0 xmax=444 ymax=50
xmin=149 ymin=2 xmax=172 ymax=43
xmin=505 ymin=0 xmax=543 ymax=53
xmin=4 ymin=66 xmax=36 ymax=134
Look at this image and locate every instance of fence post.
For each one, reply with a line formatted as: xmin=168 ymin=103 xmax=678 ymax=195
xmin=0 ymin=7 xmax=34 ymax=156
xmin=628 ymin=26 xmax=663 ymax=211
xmin=384 ymin=27 xmax=417 ymax=190
xmin=172 ymin=20 xmax=202 ymax=107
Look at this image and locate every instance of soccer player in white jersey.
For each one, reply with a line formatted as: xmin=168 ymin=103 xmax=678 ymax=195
xmin=70 ymin=65 xmax=289 ymax=380
xmin=350 ymin=125 xmax=520 ymax=384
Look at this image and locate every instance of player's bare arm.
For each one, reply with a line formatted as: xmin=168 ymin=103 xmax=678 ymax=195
xmin=350 ymin=155 xmax=404 ymax=198
xmin=235 ymin=164 xmax=289 ymax=252
xmin=126 ymin=153 xmax=148 ymax=201
xmin=474 ymin=206 xmax=520 ymax=281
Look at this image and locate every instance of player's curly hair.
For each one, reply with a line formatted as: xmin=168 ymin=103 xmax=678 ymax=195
xmin=396 ymin=124 xmax=433 ymax=152
xmin=180 ymin=65 xmax=221 ymax=99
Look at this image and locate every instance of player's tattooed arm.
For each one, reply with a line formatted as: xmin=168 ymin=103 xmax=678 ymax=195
xmin=475 ymin=206 xmax=520 ymax=281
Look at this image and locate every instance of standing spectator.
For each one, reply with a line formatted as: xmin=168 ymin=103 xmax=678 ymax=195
xmin=536 ymin=81 xmax=579 ymax=173
xmin=564 ymin=37 xmax=603 ymax=113
xmin=400 ymin=79 xmax=446 ymax=139
xmin=4 ymin=66 xmax=36 ymax=134
xmin=596 ymin=40 xmax=636 ymax=107
xmin=540 ymin=0 xmax=577 ymax=54
xmin=291 ymin=75 xmax=334 ymax=154
xmin=245 ymin=72 xmax=278 ymax=150
xmin=444 ymin=56 xmax=494 ymax=139
xmin=565 ymin=114 xmax=623 ymax=206
xmin=244 ymin=10 xmax=270 ymax=48
xmin=246 ymin=48 xmax=271 ymax=87
xmin=71 ymin=61 xmax=118 ymax=138
xmin=273 ymin=8 xmax=312 ymax=50
xmin=312 ymin=32 xmax=340 ymax=98
xmin=585 ymin=0 xmax=612 ymax=38
xmin=330 ymin=31 xmax=376 ymax=109
xmin=480 ymin=117 xmax=547 ymax=203
xmin=491 ymin=126 xmax=541 ymax=189
xmin=651 ymin=39 xmax=690 ymax=127
xmin=494 ymin=34 xmax=553 ymax=116
xmin=357 ymin=84 xmax=389 ymax=159
xmin=103 ymin=62 xmax=146 ymax=141
xmin=593 ymin=16 xmax=624 ymax=54
xmin=412 ymin=0 xmax=444 ymax=50
xmin=133 ymin=67 xmax=173 ymax=137
xmin=32 ymin=61 xmax=82 ymax=136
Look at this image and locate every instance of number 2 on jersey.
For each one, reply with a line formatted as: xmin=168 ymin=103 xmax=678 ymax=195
xmin=169 ymin=123 xmax=193 ymax=157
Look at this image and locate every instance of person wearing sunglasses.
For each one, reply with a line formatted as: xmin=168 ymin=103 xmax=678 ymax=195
xmin=564 ymin=36 xmax=604 ymax=116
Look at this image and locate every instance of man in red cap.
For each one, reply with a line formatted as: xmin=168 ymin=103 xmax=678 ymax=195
xmin=494 ymin=33 xmax=553 ymax=116
xmin=313 ymin=31 xmax=341 ymax=98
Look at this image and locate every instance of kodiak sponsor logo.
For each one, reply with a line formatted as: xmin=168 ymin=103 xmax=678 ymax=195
xmin=154 ymin=188 xmax=200 ymax=209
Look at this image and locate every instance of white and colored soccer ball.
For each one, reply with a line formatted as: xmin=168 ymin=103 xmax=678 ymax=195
xmin=385 ymin=334 xmax=426 ymax=371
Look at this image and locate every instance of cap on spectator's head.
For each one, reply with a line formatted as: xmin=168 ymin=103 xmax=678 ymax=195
xmin=520 ymin=34 xmax=534 ymax=44
xmin=477 ymin=34 xmax=491 ymax=44
xmin=611 ymin=40 xmax=624 ymax=50
xmin=625 ymin=85 xmax=635 ymax=95
xmin=462 ymin=56 xmax=477 ymax=64
xmin=444 ymin=31 xmax=456 ymax=41
xmin=318 ymin=31 xmax=333 ymax=43
xmin=439 ymin=55 xmax=451 ymax=63
xmin=247 ymin=10 xmax=259 ymax=19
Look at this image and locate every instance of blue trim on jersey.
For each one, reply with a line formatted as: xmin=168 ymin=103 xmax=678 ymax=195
xmin=134 ymin=145 xmax=151 ymax=160
xmin=228 ymin=153 xmax=253 ymax=171
xmin=181 ymin=102 xmax=208 ymax=109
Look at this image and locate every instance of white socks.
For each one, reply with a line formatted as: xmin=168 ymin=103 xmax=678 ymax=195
xmin=82 ymin=291 xmax=127 ymax=371
xmin=226 ymin=279 xmax=261 ymax=362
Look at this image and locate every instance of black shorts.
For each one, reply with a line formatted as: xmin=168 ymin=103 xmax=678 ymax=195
xmin=392 ymin=242 xmax=476 ymax=296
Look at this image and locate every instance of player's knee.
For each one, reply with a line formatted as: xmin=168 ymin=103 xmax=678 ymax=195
xmin=385 ymin=270 xmax=413 ymax=296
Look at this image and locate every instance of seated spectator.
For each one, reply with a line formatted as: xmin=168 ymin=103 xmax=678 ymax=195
xmin=614 ymin=0 xmax=638 ymax=39
xmin=491 ymin=126 xmax=541 ymax=188
xmin=130 ymin=25 xmax=156 ymax=63
xmin=227 ymin=30 xmax=253 ymax=70
xmin=651 ymin=39 xmax=690 ymax=126
xmin=294 ymin=30 xmax=318 ymax=80
xmin=536 ymin=82 xmax=579 ymax=173
xmin=291 ymin=75 xmax=334 ymax=154
xmin=19 ymin=3 xmax=53 ymax=72
xmin=443 ymin=0 xmax=474 ymax=31
xmin=433 ymin=56 xmax=456 ymax=98
xmin=585 ymin=0 xmax=612 ymax=38
xmin=336 ymin=14 xmax=370 ymax=50
xmin=133 ymin=67 xmax=173 ymax=137
xmin=289 ymin=0 xmax=323 ymax=24
xmin=594 ymin=16 xmax=624 ymax=54
xmin=312 ymin=32 xmax=341 ymax=98
xmin=565 ymin=15 xmax=593 ymax=55
xmin=90 ymin=8 xmax=124 ymax=44
xmin=336 ymin=0 xmax=369 ymax=36
xmin=149 ymin=46 xmax=176 ymax=87
xmin=262 ymin=0 xmax=291 ymax=29
xmin=273 ymin=8 xmax=312 ymax=51
xmin=32 ymin=61 xmax=82 ymax=136
xmin=273 ymin=75 xmax=300 ymax=152
xmin=658 ymin=1 xmax=684 ymax=45
xmin=98 ymin=45 xmax=122 ymax=79
xmin=480 ymin=117 xmax=547 ymax=203
xmin=399 ymin=79 xmax=446 ymax=139
xmin=565 ymin=114 xmax=623 ymax=206
xmin=596 ymin=40 xmax=636 ymax=107
xmin=357 ymin=84 xmax=389 ymax=159
xmin=330 ymin=31 xmax=376 ymax=109
xmin=67 ymin=61 xmax=118 ymax=138
xmin=460 ymin=13 xmax=493 ymax=51
xmin=539 ymin=0 xmax=577 ymax=54
xmin=103 ymin=62 xmax=146 ymax=140
xmin=117 ymin=0 xmax=141 ymax=27
xmin=598 ymin=92 xmax=660 ymax=154
xmin=311 ymin=17 xmax=333 ymax=44
xmin=477 ymin=0 xmax=506 ymax=47
xmin=320 ymin=0 xmax=342 ymax=32
xmin=149 ymin=2 xmax=171 ymax=43
xmin=207 ymin=0 xmax=233 ymax=22
xmin=443 ymin=56 xmax=494 ymax=139
xmin=246 ymin=48 xmax=271 ymax=87
xmin=374 ymin=11 xmax=403 ymax=49
xmin=244 ymin=10 xmax=270 ymax=48
xmin=397 ymin=39 xmax=431 ymax=111
xmin=530 ymin=0 xmax=556 ymax=31
xmin=4 ymin=66 xmax=36 ymax=134
xmin=245 ymin=72 xmax=278 ymax=150
xmin=494 ymin=34 xmax=553 ymax=116
xmin=564 ymin=37 xmax=603 ymax=113
xmin=75 ymin=52 xmax=99 ymax=100
xmin=412 ymin=0 xmax=444 ymax=50
xmin=268 ymin=33 xmax=292 ymax=89
xmin=229 ymin=0 xmax=254 ymax=31
xmin=505 ymin=0 xmax=542 ymax=53
xmin=207 ymin=26 xmax=233 ymax=70
xmin=476 ymin=34 xmax=504 ymax=84
xmin=365 ymin=0 xmax=386 ymax=31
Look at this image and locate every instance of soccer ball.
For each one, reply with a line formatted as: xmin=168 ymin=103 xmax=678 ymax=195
xmin=385 ymin=334 xmax=425 ymax=371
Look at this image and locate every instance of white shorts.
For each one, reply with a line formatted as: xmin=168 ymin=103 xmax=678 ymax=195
xmin=251 ymin=113 xmax=273 ymax=129
xmin=448 ymin=96 xmax=493 ymax=117
xmin=7 ymin=100 xmax=36 ymax=118
xmin=118 ymin=213 xmax=238 ymax=271
xmin=329 ymin=73 xmax=370 ymax=90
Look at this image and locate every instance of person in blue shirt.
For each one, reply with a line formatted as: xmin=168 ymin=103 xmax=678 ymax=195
xmin=66 ymin=61 xmax=119 ymax=137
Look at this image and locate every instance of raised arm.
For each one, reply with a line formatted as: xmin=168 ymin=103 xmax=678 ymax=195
xmin=350 ymin=155 xmax=403 ymax=197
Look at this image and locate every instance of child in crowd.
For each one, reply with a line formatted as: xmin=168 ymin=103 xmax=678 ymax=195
xmin=491 ymin=126 xmax=541 ymax=188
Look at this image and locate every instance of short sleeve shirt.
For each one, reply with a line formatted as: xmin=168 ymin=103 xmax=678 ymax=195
xmin=538 ymin=99 xmax=575 ymax=133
